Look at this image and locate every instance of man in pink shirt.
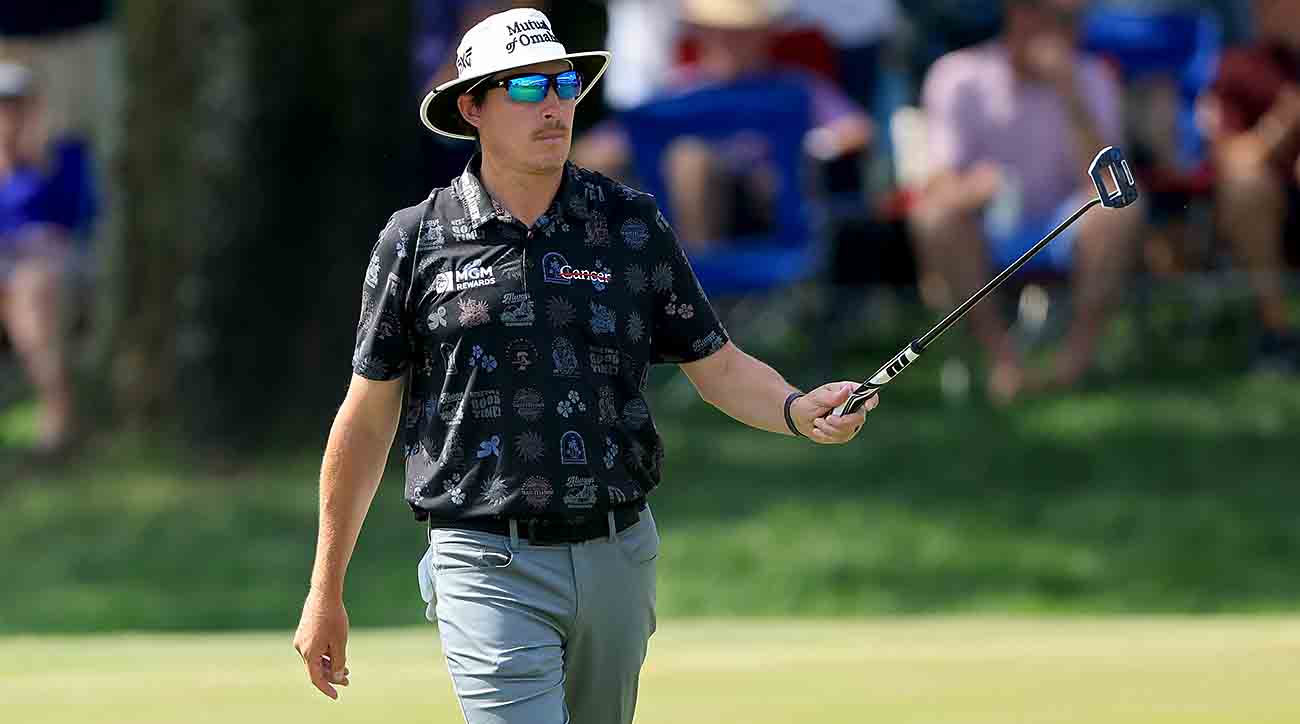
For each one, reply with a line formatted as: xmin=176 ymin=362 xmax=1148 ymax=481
xmin=910 ymin=0 xmax=1142 ymax=402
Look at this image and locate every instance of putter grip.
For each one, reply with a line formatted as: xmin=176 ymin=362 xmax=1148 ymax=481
xmin=834 ymin=341 xmax=923 ymax=417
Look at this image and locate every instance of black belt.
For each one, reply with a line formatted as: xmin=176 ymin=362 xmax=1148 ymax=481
xmin=429 ymin=500 xmax=647 ymax=545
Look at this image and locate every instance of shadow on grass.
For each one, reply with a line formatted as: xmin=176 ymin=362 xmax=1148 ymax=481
xmin=2 ymin=331 xmax=1298 ymax=631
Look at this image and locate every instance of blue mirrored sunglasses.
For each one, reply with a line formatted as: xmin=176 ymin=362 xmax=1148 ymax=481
xmin=481 ymin=69 xmax=583 ymax=103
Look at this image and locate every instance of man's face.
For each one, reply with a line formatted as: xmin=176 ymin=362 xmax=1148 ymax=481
xmin=1006 ymin=0 xmax=1084 ymax=75
xmin=461 ymin=60 xmax=577 ymax=174
xmin=1008 ymin=3 xmax=1083 ymax=46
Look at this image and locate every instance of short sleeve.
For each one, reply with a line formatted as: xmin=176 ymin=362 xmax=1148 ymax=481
xmin=921 ymin=52 xmax=978 ymax=174
xmin=641 ymin=200 xmax=729 ymax=364
xmin=352 ymin=213 xmax=414 ymax=380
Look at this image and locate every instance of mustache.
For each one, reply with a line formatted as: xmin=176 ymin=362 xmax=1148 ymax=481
xmin=532 ymin=122 xmax=569 ymax=139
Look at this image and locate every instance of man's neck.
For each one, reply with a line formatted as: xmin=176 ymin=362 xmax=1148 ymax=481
xmin=478 ymin=153 xmax=564 ymax=228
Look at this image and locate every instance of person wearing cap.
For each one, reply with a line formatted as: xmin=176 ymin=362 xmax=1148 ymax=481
xmin=292 ymin=7 xmax=878 ymax=723
xmin=0 ymin=61 xmax=95 ymax=454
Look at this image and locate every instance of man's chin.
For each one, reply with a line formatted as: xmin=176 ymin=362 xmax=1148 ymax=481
xmin=528 ymin=144 xmax=571 ymax=171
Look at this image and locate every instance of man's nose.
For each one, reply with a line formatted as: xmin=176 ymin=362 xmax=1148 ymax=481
xmin=539 ymin=87 xmax=562 ymax=117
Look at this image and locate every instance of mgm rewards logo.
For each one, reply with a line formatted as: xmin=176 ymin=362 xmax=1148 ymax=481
xmin=434 ymin=259 xmax=497 ymax=294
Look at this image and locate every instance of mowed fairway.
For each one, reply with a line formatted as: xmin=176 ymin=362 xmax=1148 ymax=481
xmin=3 ymin=618 xmax=1298 ymax=724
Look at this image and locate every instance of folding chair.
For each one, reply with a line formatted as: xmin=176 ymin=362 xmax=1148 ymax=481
xmin=1081 ymin=7 xmax=1221 ymax=180
xmin=1080 ymin=7 xmax=1225 ymax=345
xmin=617 ymin=75 xmax=831 ymax=378
xmin=618 ymin=75 xmax=826 ymax=290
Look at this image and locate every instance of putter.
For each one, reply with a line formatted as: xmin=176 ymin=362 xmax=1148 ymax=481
xmin=833 ymin=146 xmax=1140 ymax=418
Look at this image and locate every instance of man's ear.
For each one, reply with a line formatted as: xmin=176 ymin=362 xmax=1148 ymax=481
xmin=457 ymin=94 xmax=482 ymax=131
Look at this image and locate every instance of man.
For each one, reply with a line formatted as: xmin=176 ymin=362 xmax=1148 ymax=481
xmin=572 ymin=0 xmax=872 ymax=247
xmin=1 ymin=62 xmax=93 ymax=454
xmin=292 ymin=8 xmax=877 ymax=724
xmin=910 ymin=0 xmax=1142 ymax=402
xmin=1201 ymin=0 xmax=1300 ymax=372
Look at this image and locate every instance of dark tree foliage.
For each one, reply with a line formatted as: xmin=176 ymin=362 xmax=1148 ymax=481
xmin=117 ymin=0 xmax=423 ymax=448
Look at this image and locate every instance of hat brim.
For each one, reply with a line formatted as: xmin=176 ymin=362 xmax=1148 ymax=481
xmin=419 ymin=51 xmax=611 ymax=141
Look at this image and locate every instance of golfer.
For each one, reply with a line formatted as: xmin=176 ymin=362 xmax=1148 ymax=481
xmin=293 ymin=8 xmax=877 ymax=723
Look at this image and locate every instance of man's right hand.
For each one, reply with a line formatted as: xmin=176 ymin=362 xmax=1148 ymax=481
xmin=293 ymin=590 xmax=351 ymax=700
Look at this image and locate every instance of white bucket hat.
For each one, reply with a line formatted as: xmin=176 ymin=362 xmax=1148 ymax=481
xmin=419 ymin=8 xmax=611 ymax=141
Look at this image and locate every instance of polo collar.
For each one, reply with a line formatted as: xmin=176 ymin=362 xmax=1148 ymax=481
xmin=453 ymin=153 xmax=587 ymax=231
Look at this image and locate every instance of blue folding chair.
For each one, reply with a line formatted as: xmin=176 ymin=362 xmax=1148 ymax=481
xmin=1080 ymin=7 xmax=1222 ymax=171
xmin=617 ymin=75 xmax=827 ymax=299
xmin=1079 ymin=7 xmax=1225 ymax=345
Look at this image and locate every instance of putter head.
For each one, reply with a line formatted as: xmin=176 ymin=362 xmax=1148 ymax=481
xmin=1089 ymin=146 xmax=1139 ymax=209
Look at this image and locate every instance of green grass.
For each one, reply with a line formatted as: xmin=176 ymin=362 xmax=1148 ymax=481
xmin=0 ymin=398 xmax=38 ymax=449
xmin=4 ymin=618 xmax=1300 ymax=723
xmin=2 ymin=298 xmax=1299 ymax=631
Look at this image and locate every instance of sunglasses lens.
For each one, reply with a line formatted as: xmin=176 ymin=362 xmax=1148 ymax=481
xmin=555 ymin=70 xmax=582 ymax=100
xmin=506 ymin=75 xmax=548 ymax=103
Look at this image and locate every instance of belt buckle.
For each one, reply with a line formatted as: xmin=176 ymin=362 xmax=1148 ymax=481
xmin=525 ymin=517 xmax=562 ymax=546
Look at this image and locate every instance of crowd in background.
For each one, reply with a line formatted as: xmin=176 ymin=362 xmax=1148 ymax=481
xmin=408 ymin=0 xmax=1298 ymax=400
xmin=2 ymin=0 xmax=1299 ymax=455
xmin=0 ymin=1 xmax=113 ymax=454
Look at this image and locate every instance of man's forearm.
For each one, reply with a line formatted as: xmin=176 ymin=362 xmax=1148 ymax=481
xmin=309 ymin=409 xmax=398 ymax=600
xmin=694 ymin=348 xmax=801 ymax=435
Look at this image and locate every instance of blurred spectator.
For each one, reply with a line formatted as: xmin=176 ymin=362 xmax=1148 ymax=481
xmin=1200 ymin=0 xmax=1300 ymax=373
xmin=896 ymin=0 xmax=1003 ymax=83
xmin=0 ymin=1 xmax=116 ymax=166
xmin=784 ymin=0 xmax=902 ymax=109
xmin=572 ymin=0 xmax=873 ymax=247
xmin=910 ymin=0 xmax=1142 ymax=402
xmin=601 ymin=0 xmax=682 ymax=111
xmin=0 ymin=63 xmax=96 ymax=453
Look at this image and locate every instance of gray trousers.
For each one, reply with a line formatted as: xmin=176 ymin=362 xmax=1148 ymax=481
xmin=418 ymin=507 xmax=659 ymax=724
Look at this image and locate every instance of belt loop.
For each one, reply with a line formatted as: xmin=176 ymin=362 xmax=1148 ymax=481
xmin=607 ymin=511 xmax=617 ymax=541
xmin=509 ymin=519 xmax=520 ymax=549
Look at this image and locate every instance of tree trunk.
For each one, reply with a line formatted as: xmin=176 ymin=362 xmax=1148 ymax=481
xmin=110 ymin=0 xmax=416 ymax=448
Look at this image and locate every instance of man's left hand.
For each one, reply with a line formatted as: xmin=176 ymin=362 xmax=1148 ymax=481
xmin=791 ymin=382 xmax=879 ymax=444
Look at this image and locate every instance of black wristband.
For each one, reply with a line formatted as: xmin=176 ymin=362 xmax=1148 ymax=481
xmin=784 ymin=392 xmax=806 ymax=438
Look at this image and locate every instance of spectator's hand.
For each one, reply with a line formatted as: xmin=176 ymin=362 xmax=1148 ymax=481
xmin=791 ymin=382 xmax=878 ymax=444
xmin=1220 ymin=127 xmax=1280 ymax=178
xmin=965 ymin=162 xmax=1003 ymax=208
xmin=920 ymin=162 xmax=1002 ymax=219
xmin=804 ymin=115 xmax=874 ymax=161
xmin=293 ymin=590 xmax=351 ymax=700
xmin=1025 ymin=34 xmax=1076 ymax=89
xmin=1262 ymin=85 xmax=1300 ymax=143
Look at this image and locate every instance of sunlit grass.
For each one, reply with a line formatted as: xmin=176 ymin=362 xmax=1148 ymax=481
xmin=4 ymin=618 xmax=1299 ymax=724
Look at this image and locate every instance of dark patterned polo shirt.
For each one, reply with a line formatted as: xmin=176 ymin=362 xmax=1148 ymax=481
xmin=352 ymin=154 xmax=730 ymax=521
